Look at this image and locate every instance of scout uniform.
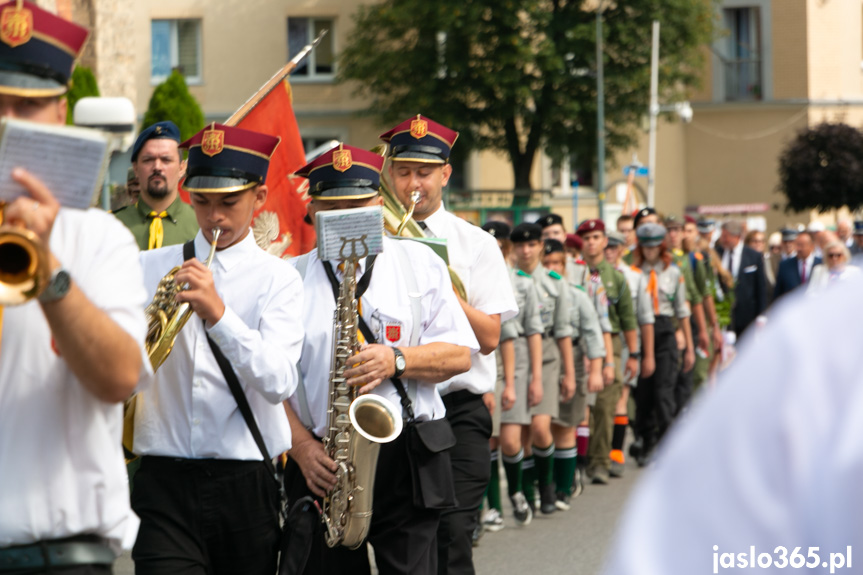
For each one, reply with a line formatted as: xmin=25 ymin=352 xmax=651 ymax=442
xmin=576 ymin=219 xmax=637 ymax=484
xmin=633 ymin=223 xmax=690 ymax=465
xmin=113 ymin=121 xmax=199 ymax=251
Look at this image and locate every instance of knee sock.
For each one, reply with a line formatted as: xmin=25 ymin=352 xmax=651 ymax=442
xmin=576 ymin=424 xmax=590 ymax=469
xmin=553 ymin=447 xmax=577 ymax=493
xmin=533 ymin=443 xmax=555 ymax=488
xmin=522 ymin=455 xmax=537 ymax=502
xmin=611 ymin=415 xmax=628 ymax=464
xmin=502 ymin=449 xmax=524 ymax=497
xmin=488 ymin=449 xmax=502 ymax=512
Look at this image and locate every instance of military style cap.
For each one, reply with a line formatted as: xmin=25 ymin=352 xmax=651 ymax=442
xmin=576 ymin=219 xmax=605 ymax=236
xmin=295 ymin=142 xmax=384 ymax=201
xmin=0 ymin=0 xmax=88 ymax=98
xmin=696 ymin=218 xmax=715 ymax=233
xmin=684 ymin=215 xmax=697 ymax=225
xmin=379 ymin=114 xmax=458 ymax=164
xmin=807 ymin=221 xmax=825 ymax=233
xmin=544 ymin=239 xmax=564 ymax=255
xmin=181 ymin=122 xmax=280 ymax=193
xmin=131 ymin=121 xmax=181 ymax=162
xmin=565 ymin=233 xmax=583 ymax=251
xmin=482 ymin=220 xmax=511 ymax=239
xmin=606 ymin=231 xmax=626 ymax=247
xmin=637 ymin=223 xmax=667 ymax=247
xmin=854 ymin=221 xmax=863 ymax=236
xmin=510 ymin=222 xmax=542 ymax=243
xmin=539 ymin=213 xmax=564 ymax=229
xmin=633 ymin=207 xmax=657 ymax=228
xmin=663 ymin=214 xmax=682 ymax=230
xmin=126 ymin=165 xmax=136 ymax=183
xmin=780 ymin=227 xmax=799 ymax=242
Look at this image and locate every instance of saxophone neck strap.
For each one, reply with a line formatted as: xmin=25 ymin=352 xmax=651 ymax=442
xmin=320 ymin=256 xmax=416 ymax=422
xmin=185 ymin=239 xmax=277 ymax=480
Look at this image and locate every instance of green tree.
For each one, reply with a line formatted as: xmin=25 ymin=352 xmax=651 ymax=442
xmin=142 ymin=69 xmax=204 ymax=141
xmin=778 ymin=122 xmax=863 ymax=213
xmin=65 ymin=65 xmax=100 ymax=125
xmin=339 ymin=0 xmax=716 ymax=190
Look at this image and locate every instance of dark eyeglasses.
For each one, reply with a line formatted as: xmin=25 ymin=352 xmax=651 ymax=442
xmin=827 ymin=253 xmax=844 ymax=259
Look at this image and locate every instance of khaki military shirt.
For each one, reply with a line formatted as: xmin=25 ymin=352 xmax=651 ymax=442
xmin=593 ymin=259 xmax=637 ymax=334
xmin=501 ymin=267 xmax=544 ymax=341
xmin=640 ymin=261 xmax=690 ymax=319
xmin=567 ymin=284 xmax=606 ymax=359
xmin=112 ymin=196 xmax=199 ymax=251
xmin=530 ymin=265 xmax=574 ymax=339
xmin=672 ymin=248 xmax=703 ymax=305
xmin=567 ymin=260 xmax=613 ymax=334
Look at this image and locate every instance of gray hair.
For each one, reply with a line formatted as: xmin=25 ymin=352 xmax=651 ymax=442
xmin=722 ymin=220 xmax=744 ymax=237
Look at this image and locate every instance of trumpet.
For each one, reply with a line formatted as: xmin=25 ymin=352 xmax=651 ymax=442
xmin=0 ymin=202 xmax=51 ymax=306
xmin=145 ymin=228 xmax=221 ymax=371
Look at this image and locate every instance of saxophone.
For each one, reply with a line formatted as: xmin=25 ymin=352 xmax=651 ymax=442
xmin=322 ymin=256 xmax=403 ymax=549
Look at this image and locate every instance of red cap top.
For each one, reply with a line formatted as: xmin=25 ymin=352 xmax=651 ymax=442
xmin=576 ymin=219 xmax=606 ymax=236
xmin=565 ymin=233 xmax=583 ymax=250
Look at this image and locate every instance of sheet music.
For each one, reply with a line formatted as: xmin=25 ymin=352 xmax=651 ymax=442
xmin=316 ymin=206 xmax=384 ymax=261
xmin=0 ymin=118 xmax=109 ymax=209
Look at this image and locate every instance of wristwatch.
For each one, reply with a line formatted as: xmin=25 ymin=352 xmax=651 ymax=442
xmin=38 ymin=268 xmax=71 ymax=303
xmin=392 ymin=347 xmax=406 ymax=378
xmin=629 ymin=352 xmax=642 ymax=360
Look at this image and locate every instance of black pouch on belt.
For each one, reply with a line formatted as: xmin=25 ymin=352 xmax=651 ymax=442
xmin=404 ymin=417 xmax=458 ymax=509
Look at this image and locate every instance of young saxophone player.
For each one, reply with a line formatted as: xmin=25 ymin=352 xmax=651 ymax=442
xmin=131 ymin=124 xmax=305 ymax=575
xmin=282 ymin=143 xmax=478 ymax=575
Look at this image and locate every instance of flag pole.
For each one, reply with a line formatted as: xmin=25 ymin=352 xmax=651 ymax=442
xmin=224 ymin=30 xmax=327 ymax=126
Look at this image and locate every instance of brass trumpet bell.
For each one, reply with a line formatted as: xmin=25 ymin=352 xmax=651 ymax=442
xmin=0 ymin=212 xmax=51 ymax=305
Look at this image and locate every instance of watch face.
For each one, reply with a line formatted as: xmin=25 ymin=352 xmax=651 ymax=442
xmin=396 ymin=355 xmax=406 ymax=370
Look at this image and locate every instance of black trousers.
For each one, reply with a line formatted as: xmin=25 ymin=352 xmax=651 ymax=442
xmin=1 ymin=535 xmax=113 ymax=575
xmin=283 ymin=432 xmax=442 ymax=575
xmin=436 ymin=391 xmax=492 ymax=575
xmin=673 ymin=316 xmax=696 ymax=414
xmin=635 ymin=316 xmax=678 ymax=450
xmin=131 ymin=456 xmax=280 ymax=575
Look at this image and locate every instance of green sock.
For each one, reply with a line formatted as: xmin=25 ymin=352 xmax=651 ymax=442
xmin=533 ymin=443 xmax=555 ymax=488
xmin=488 ymin=449 xmax=502 ymax=512
xmin=502 ymin=449 xmax=524 ymax=497
xmin=553 ymin=447 xmax=577 ymax=493
xmin=522 ymin=455 xmax=537 ymax=502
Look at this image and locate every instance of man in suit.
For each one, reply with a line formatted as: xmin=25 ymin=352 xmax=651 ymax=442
xmin=715 ymin=220 xmax=767 ymax=338
xmin=773 ymin=231 xmax=820 ymax=302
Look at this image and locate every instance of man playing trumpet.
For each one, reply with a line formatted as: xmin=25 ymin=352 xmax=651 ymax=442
xmin=130 ymin=124 xmax=305 ymax=575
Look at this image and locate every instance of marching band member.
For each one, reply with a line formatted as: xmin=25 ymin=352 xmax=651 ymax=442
xmin=380 ymin=115 xmax=517 ymax=574
xmin=130 ymin=124 xmax=304 ymax=575
xmin=0 ymin=2 xmax=148 ymax=571
xmin=282 ymin=143 xmax=478 ymax=575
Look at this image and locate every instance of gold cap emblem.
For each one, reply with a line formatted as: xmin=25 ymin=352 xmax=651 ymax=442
xmin=1 ymin=3 xmax=32 ymax=48
xmin=333 ymin=148 xmax=352 ymax=172
xmin=410 ymin=117 xmax=428 ymax=140
xmin=201 ymin=127 xmax=224 ymax=157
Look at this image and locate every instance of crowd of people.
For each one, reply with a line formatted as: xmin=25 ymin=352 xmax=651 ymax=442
xmin=4 ymin=3 xmax=863 ymax=575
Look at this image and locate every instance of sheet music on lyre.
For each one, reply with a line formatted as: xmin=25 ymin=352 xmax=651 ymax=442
xmin=316 ymin=206 xmax=384 ymax=262
xmin=0 ymin=118 xmax=109 ymax=209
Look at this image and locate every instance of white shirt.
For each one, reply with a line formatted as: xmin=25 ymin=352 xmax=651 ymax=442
xmin=134 ymin=230 xmax=303 ymax=460
xmin=419 ymin=205 xmax=517 ymax=395
xmin=602 ymin=276 xmax=863 ymax=575
xmin=724 ymin=239 xmax=744 ymax=279
xmin=288 ymin=238 xmax=479 ymax=439
xmin=0 ymin=208 xmax=149 ymax=551
xmin=798 ymin=253 xmax=815 ymax=283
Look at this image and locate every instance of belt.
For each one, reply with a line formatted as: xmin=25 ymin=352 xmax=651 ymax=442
xmin=441 ymin=389 xmax=483 ymax=409
xmin=0 ymin=538 xmax=113 ymax=572
xmin=572 ymin=336 xmax=581 ymax=346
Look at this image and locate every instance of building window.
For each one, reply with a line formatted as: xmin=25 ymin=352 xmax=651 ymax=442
xmin=723 ymin=8 xmax=762 ymax=101
xmin=288 ymin=18 xmax=334 ymax=79
xmin=151 ymin=19 xmax=202 ymax=84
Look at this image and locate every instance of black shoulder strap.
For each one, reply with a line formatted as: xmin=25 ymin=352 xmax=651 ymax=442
xmin=320 ymin=258 xmax=416 ymax=422
xmin=185 ymin=239 xmax=277 ymax=479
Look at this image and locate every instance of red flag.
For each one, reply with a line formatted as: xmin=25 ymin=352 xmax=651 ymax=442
xmin=237 ymin=80 xmax=314 ymax=257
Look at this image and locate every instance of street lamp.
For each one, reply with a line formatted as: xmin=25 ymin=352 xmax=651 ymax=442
xmin=646 ymin=20 xmax=693 ymax=208
xmin=596 ymin=0 xmax=607 ymax=221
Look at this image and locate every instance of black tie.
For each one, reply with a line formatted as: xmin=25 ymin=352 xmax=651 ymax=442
xmin=417 ymin=221 xmax=428 ymax=231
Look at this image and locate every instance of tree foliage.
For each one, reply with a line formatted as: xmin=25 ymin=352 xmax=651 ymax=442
xmin=65 ymin=65 xmax=100 ymax=125
xmin=142 ymin=69 xmax=205 ymax=142
xmin=778 ymin=122 xmax=863 ymax=213
xmin=338 ymin=0 xmax=717 ymax=189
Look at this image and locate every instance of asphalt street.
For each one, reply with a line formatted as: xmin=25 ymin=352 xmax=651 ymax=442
xmin=115 ymin=458 xmax=640 ymax=575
